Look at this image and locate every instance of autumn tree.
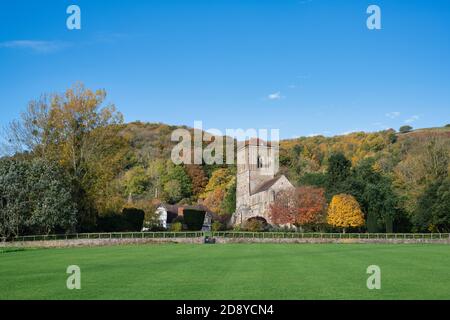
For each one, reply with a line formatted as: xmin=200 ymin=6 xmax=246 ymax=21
xmin=394 ymin=135 xmax=450 ymax=215
xmin=296 ymin=186 xmax=327 ymax=228
xmin=270 ymin=186 xmax=327 ymax=230
xmin=199 ymin=167 xmax=235 ymax=214
xmin=269 ymin=188 xmax=297 ymax=226
xmin=4 ymin=84 xmax=127 ymax=229
xmin=327 ymin=194 xmax=364 ymax=233
xmin=185 ymin=165 xmax=208 ymax=199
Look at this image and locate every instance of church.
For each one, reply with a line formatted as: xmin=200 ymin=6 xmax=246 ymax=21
xmin=232 ymin=138 xmax=294 ymax=226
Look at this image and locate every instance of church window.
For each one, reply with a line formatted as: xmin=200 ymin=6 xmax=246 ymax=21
xmin=257 ymin=155 xmax=263 ymax=168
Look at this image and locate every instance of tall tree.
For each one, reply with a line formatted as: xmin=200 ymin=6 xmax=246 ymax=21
xmin=185 ymin=165 xmax=208 ymax=199
xmin=4 ymin=84 xmax=127 ymax=229
xmin=414 ymin=178 xmax=450 ymax=232
xmin=200 ymin=167 xmax=235 ymax=214
xmin=326 ymin=153 xmax=352 ymax=196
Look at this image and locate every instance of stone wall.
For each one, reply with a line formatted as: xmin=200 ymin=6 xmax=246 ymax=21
xmin=214 ymin=238 xmax=450 ymax=244
xmin=0 ymin=237 xmax=203 ymax=248
xmin=1 ymin=236 xmax=449 ymax=248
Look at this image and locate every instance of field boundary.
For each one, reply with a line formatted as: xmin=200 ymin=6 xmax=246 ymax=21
xmin=1 ymin=231 xmax=450 ymax=248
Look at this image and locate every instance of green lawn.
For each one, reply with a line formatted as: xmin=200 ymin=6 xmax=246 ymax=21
xmin=1 ymin=243 xmax=449 ymax=300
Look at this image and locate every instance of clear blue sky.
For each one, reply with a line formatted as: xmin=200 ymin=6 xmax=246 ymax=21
xmin=1 ymin=0 xmax=449 ymax=139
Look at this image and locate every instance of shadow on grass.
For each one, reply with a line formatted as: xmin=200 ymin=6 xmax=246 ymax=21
xmin=0 ymin=247 xmax=27 ymax=254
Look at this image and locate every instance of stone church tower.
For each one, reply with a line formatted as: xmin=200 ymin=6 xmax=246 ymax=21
xmin=233 ymin=139 xmax=294 ymax=226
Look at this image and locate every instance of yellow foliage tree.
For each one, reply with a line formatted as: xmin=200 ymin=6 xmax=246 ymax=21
xmin=327 ymin=194 xmax=365 ymax=233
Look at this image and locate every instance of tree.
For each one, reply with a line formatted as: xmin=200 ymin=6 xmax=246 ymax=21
xmin=4 ymin=84 xmax=127 ymax=229
xmin=200 ymin=168 xmax=235 ymax=214
xmin=220 ymin=179 xmax=236 ymax=215
xmin=349 ymin=158 xmax=400 ymax=233
xmin=326 ymin=153 xmax=352 ymax=197
xmin=123 ymin=166 xmax=150 ymax=197
xmin=269 ymin=188 xmax=297 ymax=226
xmin=163 ymin=180 xmax=183 ymax=204
xmin=399 ymin=125 xmax=413 ymax=133
xmin=394 ymin=135 xmax=449 ymax=216
xmin=327 ymin=194 xmax=364 ymax=233
xmin=161 ymin=162 xmax=192 ymax=203
xmin=0 ymin=158 xmax=77 ymax=238
xmin=414 ymin=179 xmax=450 ymax=232
xmin=269 ymin=187 xmax=327 ymax=230
xmin=185 ymin=165 xmax=208 ymax=199
xmin=296 ymin=186 xmax=327 ymax=228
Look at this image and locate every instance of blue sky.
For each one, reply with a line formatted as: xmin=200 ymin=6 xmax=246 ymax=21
xmin=0 ymin=0 xmax=449 ymax=139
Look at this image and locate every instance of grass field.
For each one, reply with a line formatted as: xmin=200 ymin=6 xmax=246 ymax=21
xmin=1 ymin=243 xmax=449 ymax=300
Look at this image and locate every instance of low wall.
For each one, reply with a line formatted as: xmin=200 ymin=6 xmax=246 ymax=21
xmin=1 ymin=236 xmax=449 ymax=248
xmin=0 ymin=237 xmax=203 ymax=248
xmin=214 ymin=238 xmax=450 ymax=244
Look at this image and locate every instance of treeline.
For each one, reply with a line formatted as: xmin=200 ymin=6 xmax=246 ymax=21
xmin=1 ymin=84 xmax=449 ymax=237
xmin=279 ymin=129 xmax=450 ymax=232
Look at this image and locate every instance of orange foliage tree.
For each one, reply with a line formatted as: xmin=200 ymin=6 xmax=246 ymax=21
xmin=269 ymin=186 xmax=327 ymax=229
xmin=185 ymin=165 xmax=208 ymax=199
xmin=327 ymin=194 xmax=365 ymax=233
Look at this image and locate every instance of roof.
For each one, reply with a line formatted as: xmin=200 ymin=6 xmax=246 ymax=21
xmin=157 ymin=203 xmax=179 ymax=215
xmin=183 ymin=204 xmax=211 ymax=213
xmin=157 ymin=203 xmax=214 ymax=215
xmin=252 ymin=176 xmax=282 ymax=194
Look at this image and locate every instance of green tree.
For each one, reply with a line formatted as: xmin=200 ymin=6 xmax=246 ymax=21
xmin=161 ymin=162 xmax=192 ymax=203
xmin=399 ymin=125 xmax=413 ymax=133
xmin=220 ymin=179 xmax=236 ymax=214
xmin=0 ymin=158 xmax=77 ymax=238
xmin=326 ymin=153 xmax=352 ymax=196
xmin=414 ymin=179 xmax=450 ymax=232
xmin=123 ymin=166 xmax=150 ymax=197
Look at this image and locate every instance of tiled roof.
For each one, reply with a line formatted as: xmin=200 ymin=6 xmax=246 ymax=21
xmin=252 ymin=176 xmax=281 ymax=195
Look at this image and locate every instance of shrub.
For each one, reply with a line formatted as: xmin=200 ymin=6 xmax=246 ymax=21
xmin=170 ymin=222 xmax=183 ymax=232
xmin=212 ymin=221 xmax=223 ymax=231
xmin=122 ymin=208 xmax=145 ymax=231
xmin=96 ymin=214 xmax=125 ymax=232
xmin=183 ymin=209 xmax=206 ymax=230
xmin=97 ymin=208 xmax=145 ymax=232
xmin=243 ymin=219 xmax=267 ymax=232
